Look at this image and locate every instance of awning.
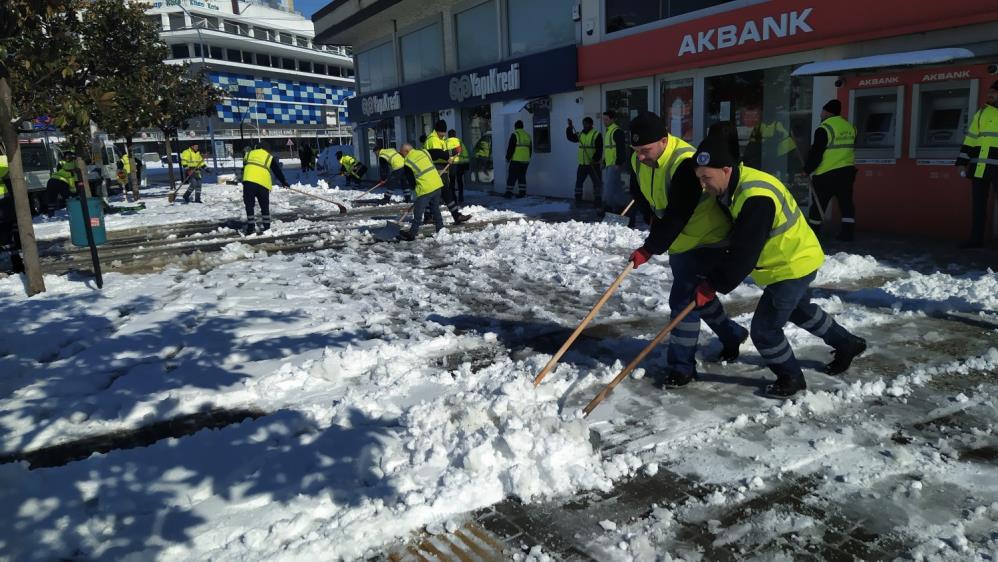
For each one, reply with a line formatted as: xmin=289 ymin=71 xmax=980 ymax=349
xmin=497 ymin=97 xmax=549 ymax=115
xmin=792 ymin=48 xmax=976 ymax=76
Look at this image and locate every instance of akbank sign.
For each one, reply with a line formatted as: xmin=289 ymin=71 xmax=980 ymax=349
xmin=677 ymin=8 xmax=813 ymax=56
xmin=448 ymin=64 xmax=521 ymax=103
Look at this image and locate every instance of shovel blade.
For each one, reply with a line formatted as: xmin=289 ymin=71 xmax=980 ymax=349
xmin=167 ymin=191 xmax=177 ymax=203
xmin=371 ymin=220 xmax=402 ymax=241
xmin=602 ymin=212 xmax=630 ymax=226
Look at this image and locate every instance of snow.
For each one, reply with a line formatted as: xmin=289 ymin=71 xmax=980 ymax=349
xmin=791 ymin=47 xmax=976 ymax=76
xmin=2 ymin=174 xmax=998 ymax=560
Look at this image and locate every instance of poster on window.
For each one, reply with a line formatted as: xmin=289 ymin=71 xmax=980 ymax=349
xmin=660 ymin=79 xmax=694 ymax=142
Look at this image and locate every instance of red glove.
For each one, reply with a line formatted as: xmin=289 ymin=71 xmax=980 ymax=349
xmin=694 ymin=281 xmax=715 ymax=307
xmin=630 ymin=247 xmax=653 ymax=269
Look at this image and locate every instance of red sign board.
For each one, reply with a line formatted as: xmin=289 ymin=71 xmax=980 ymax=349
xmin=578 ymin=0 xmax=998 ymax=86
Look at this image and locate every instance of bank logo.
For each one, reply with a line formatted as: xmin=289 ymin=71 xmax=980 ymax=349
xmin=449 ymin=64 xmax=521 ymax=103
xmin=361 ymin=91 xmax=401 ymax=117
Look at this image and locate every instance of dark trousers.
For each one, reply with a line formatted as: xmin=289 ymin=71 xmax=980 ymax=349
xmin=751 ymin=271 xmax=852 ymax=383
xmin=667 ymin=247 xmax=748 ymax=375
xmin=575 ymin=164 xmax=603 ymax=202
xmin=0 ymin=194 xmax=22 ymax=271
xmin=809 ymin=167 xmax=857 ymax=239
xmin=506 ymin=161 xmax=528 ymax=196
xmin=450 ymin=163 xmax=468 ymax=202
xmin=345 ymin=164 xmax=367 ymax=186
xmin=385 ymin=169 xmax=412 ymax=201
xmin=243 ymin=181 xmax=271 ymax=232
xmin=438 ymin=167 xmax=461 ymax=217
xmin=183 ymin=171 xmax=203 ymax=201
xmin=969 ymin=175 xmax=998 ymax=243
xmin=409 ymin=189 xmax=444 ymax=237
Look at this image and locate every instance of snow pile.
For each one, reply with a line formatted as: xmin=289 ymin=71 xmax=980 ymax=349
xmin=881 ymin=269 xmax=998 ymax=311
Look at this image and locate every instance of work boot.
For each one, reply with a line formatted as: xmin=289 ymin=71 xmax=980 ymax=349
xmin=453 ymin=212 xmax=472 ymax=224
xmin=764 ymin=377 xmax=807 ymax=398
xmin=823 ymin=335 xmax=867 ymax=375
xmin=183 ymin=194 xmax=190 ymax=204
xmin=516 ymin=192 xmax=525 ymax=198
xmin=717 ymin=330 xmax=749 ymax=362
xmin=397 ymin=230 xmax=416 ymax=241
xmin=503 ymin=191 xmax=513 ymax=199
xmin=836 ymin=223 xmax=855 ymax=242
xmin=655 ymin=368 xmax=696 ymax=389
xmin=194 ymin=198 xmax=202 ymax=204
xmin=243 ymin=225 xmax=255 ymax=236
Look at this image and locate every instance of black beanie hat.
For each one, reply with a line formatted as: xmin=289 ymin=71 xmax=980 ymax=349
xmin=991 ymin=80 xmax=998 ymax=91
xmin=629 ymin=112 xmax=668 ymax=146
xmin=434 ymin=120 xmax=447 ymax=133
xmin=823 ymin=99 xmax=842 ymax=115
xmin=694 ymin=133 xmax=737 ymax=169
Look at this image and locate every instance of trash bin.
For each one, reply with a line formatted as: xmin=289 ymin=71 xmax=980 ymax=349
xmin=67 ymin=197 xmax=107 ymax=247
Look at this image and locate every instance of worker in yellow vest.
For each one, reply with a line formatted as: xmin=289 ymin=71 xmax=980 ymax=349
xmin=956 ymin=80 xmax=998 ymax=249
xmin=117 ymin=151 xmax=134 ymax=192
xmin=566 ymin=116 xmax=603 ymax=209
xmin=472 ymin=135 xmax=491 ymax=183
xmin=0 ymin=142 xmax=23 ymax=273
xmin=45 ymin=151 xmax=79 ymax=215
xmin=181 ymin=143 xmax=208 ymax=203
xmin=504 ymin=120 xmax=531 ymax=198
xmin=601 ymin=110 xmax=628 ymax=216
xmin=447 ymin=129 xmax=470 ymax=203
xmin=397 ymin=143 xmax=445 ymax=241
xmin=425 ymin=120 xmax=470 ymax=223
xmin=335 ymin=151 xmax=367 ymax=187
xmin=242 ymin=145 xmax=290 ymax=235
xmin=804 ymin=99 xmax=858 ymax=241
xmin=624 ymin=113 xmax=747 ymax=388
xmin=375 ymin=141 xmax=410 ymax=202
xmin=691 ymin=131 xmax=867 ymax=397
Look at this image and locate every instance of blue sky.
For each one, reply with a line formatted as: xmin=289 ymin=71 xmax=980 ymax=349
xmin=295 ymin=0 xmax=330 ymax=18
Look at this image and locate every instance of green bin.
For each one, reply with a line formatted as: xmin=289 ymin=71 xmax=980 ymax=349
xmin=67 ymin=198 xmax=107 ymax=247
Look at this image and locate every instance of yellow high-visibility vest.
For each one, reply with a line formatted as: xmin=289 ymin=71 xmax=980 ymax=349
xmin=512 ymin=129 xmax=531 ymax=163
xmin=961 ymin=104 xmax=998 ymax=179
xmin=404 ymin=149 xmax=443 ymax=196
xmin=603 ymin=123 xmax=620 ymax=166
xmin=577 ymin=129 xmax=598 ymax=165
xmin=813 ymin=115 xmax=856 ymax=175
xmin=243 ymin=148 xmax=274 ymax=189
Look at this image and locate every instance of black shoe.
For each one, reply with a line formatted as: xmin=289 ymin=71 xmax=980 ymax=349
xmin=503 ymin=192 xmax=513 ymax=199
xmin=824 ymin=335 xmax=867 ymax=375
xmin=717 ymin=330 xmax=749 ymax=362
xmin=453 ymin=213 xmax=472 ymax=224
xmin=183 ymin=196 xmax=190 ymax=204
xmin=959 ymin=240 xmax=984 ymax=249
xmin=397 ymin=231 xmax=416 ymax=241
xmin=194 ymin=199 xmax=203 ymax=204
xmin=243 ymin=226 xmax=255 ymax=235
xmin=764 ymin=378 xmax=807 ymax=397
xmin=11 ymin=254 xmax=25 ymax=274
xmin=656 ymin=369 xmax=696 ymax=388
xmin=516 ymin=192 xmax=525 ymax=198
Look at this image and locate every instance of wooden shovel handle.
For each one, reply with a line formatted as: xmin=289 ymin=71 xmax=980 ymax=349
xmin=533 ymin=262 xmax=634 ymax=386
xmin=620 ymin=200 xmax=635 ymax=216
xmin=285 ymin=186 xmax=348 ymax=214
xmin=582 ymin=300 xmax=697 ymax=417
xmin=360 ymin=179 xmax=387 ymax=197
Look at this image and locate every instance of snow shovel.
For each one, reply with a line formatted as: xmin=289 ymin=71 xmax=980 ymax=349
xmin=285 ymin=185 xmax=347 ymax=214
xmin=533 ymin=262 xmax=635 ymax=386
xmin=359 ymin=179 xmax=387 ymax=198
xmin=372 ymin=163 xmax=450 ymax=241
xmin=167 ymin=169 xmax=196 ymax=203
xmin=602 ymin=200 xmax=635 ymax=227
xmin=582 ymin=300 xmax=697 ymax=417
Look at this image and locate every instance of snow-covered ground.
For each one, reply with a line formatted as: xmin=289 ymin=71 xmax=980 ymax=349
xmin=1 ymin=177 xmax=996 ymax=560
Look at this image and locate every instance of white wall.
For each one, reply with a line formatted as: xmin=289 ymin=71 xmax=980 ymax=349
xmin=493 ymin=91 xmax=584 ymax=198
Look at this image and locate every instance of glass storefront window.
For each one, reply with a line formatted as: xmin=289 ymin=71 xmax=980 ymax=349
xmin=704 ymin=65 xmax=813 ymax=186
xmin=605 ymin=0 xmax=735 ymax=34
xmin=460 ymin=105 xmax=493 ymax=183
xmin=507 ymin=0 xmax=574 ymax=57
xmin=400 ymin=23 xmax=444 ymax=84
xmin=356 ymin=41 xmax=397 ymax=93
xmin=606 ymin=86 xmax=650 ymax=164
xmin=405 ymin=112 xmax=439 ymax=146
xmin=660 ymin=78 xmax=694 ymax=142
xmin=455 ymin=2 xmax=498 ymax=70
xmin=914 ymin=83 xmax=971 ymax=157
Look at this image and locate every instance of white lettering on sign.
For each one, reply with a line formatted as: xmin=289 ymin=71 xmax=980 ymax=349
xmin=449 ymin=64 xmax=521 ymax=103
xmin=360 ymin=91 xmax=401 ymax=117
xmin=678 ymin=8 xmax=813 ymax=56
xmin=922 ymin=70 xmax=972 ymax=82
xmin=856 ymin=77 xmax=900 ymax=87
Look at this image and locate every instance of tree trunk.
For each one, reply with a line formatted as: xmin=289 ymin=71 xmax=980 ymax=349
xmin=125 ymin=136 xmax=140 ymax=201
xmin=0 ymin=77 xmax=45 ymax=296
xmin=164 ymin=133 xmax=176 ymax=192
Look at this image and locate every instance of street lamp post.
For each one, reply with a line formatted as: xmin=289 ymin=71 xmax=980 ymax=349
xmin=177 ymin=3 xmax=220 ymax=176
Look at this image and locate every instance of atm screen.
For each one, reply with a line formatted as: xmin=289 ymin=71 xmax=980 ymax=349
xmin=928 ymin=109 xmax=961 ymax=131
xmin=864 ymin=113 xmax=893 ymax=133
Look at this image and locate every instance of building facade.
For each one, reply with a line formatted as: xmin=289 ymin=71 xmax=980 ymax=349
xmin=576 ymin=0 xmax=998 ymax=240
xmin=312 ymin=0 xmax=583 ymax=198
xmin=141 ymin=0 xmax=356 ymax=157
